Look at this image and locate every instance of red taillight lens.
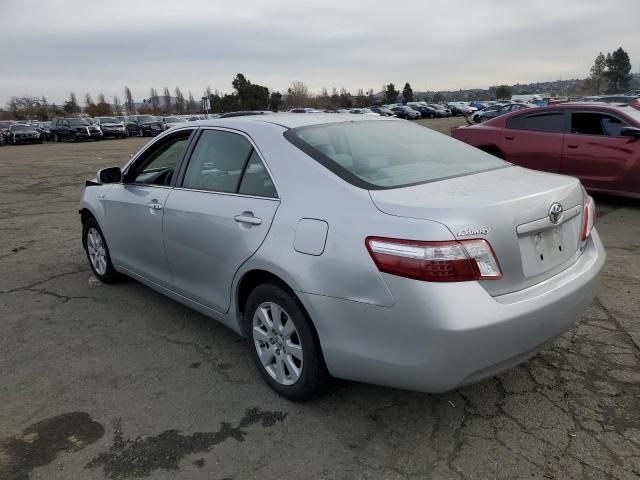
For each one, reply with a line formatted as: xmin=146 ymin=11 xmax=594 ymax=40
xmin=581 ymin=195 xmax=595 ymax=241
xmin=366 ymin=237 xmax=502 ymax=282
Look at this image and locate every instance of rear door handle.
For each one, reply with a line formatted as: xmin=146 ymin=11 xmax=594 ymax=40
xmin=234 ymin=214 xmax=262 ymax=225
xmin=147 ymin=201 xmax=163 ymax=210
xmin=567 ymin=144 xmax=579 ymax=149
xmin=504 ymin=136 xmax=514 ymax=140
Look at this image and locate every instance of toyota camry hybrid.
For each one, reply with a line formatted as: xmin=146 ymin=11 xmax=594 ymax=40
xmin=80 ymin=114 xmax=605 ymax=401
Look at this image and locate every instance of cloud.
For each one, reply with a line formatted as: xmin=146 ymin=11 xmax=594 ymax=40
xmin=0 ymin=0 xmax=638 ymax=104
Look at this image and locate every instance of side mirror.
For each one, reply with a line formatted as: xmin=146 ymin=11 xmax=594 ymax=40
xmin=97 ymin=166 xmax=122 ymax=184
xmin=620 ymin=126 xmax=640 ymax=139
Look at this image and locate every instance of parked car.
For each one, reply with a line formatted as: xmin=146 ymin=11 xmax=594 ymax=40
xmin=0 ymin=121 xmax=14 ymax=144
xmin=446 ymin=103 xmax=477 ymax=116
xmin=162 ymin=116 xmax=188 ymax=130
xmin=5 ymin=124 xmax=42 ymax=144
xmin=290 ymin=108 xmax=322 ymax=113
xmin=125 ymin=115 xmax=163 ymax=137
xmin=410 ymin=105 xmax=439 ymax=119
xmin=370 ymin=106 xmax=395 ymax=117
xmin=472 ymin=104 xmax=505 ymax=123
xmin=587 ymin=95 xmax=636 ymax=104
xmin=36 ymin=121 xmax=52 ymax=141
xmin=79 ymin=113 xmax=604 ymax=401
xmin=452 ymin=102 xmax=640 ymax=199
xmin=50 ymin=117 xmax=102 ymax=142
xmin=469 ymin=101 xmax=489 ymax=110
xmin=349 ymin=108 xmax=380 ymax=116
xmin=429 ymin=104 xmax=451 ymax=117
xmin=475 ymin=103 xmax=532 ymax=122
xmin=94 ymin=117 xmax=128 ymax=139
xmin=390 ymin=105 xmax=421 ymax=119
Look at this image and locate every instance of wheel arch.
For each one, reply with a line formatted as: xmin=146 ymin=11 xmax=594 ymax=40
xmin=79 ymin=207 xmax=95 ymax=225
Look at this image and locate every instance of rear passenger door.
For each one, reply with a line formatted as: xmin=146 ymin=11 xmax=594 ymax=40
xmin=499 ymin=110 xmax=566 ymax=172
xmin=561 ymin=109 xmax=636 ymax=193
xmin=163 ymin=128 xmax=280 ymax=313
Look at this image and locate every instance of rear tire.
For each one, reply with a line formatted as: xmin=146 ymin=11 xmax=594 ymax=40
xmin=82 ymin=217 xmax=123 ymax=284
xmin=245 ymin=283 xmax=327 ymax=401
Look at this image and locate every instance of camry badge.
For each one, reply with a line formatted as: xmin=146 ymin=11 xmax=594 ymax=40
xmin=457 ymin=227 xmax=490 ymax=236
xmin=548 ymin=203 xmax=563 ymax=224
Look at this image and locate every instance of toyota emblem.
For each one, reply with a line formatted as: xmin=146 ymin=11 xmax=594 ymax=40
xmin=548 ymin=203 xmax=563 ymax=224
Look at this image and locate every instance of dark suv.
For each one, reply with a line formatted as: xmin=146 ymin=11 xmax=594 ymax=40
xmin=125 ymin=115 xmax=163 ymax=137
xmin=50 ymin=118 xmax=102 ymax=142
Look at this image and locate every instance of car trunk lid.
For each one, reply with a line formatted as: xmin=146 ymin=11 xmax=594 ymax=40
xmin=369 ymin=166 xmax=586 ymax=296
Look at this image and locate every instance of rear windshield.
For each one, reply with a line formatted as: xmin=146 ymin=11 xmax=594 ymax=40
xmin=285 ymin=120 xmax=508 ymax=189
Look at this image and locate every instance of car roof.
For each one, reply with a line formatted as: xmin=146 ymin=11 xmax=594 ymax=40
xmin=182 ymin=112 xmax=393 ymax=129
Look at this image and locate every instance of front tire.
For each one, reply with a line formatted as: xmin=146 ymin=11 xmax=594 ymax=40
xmin=82 ymin=218 xmax=123 ymax=284
xmin=245 ymin=283 xmax=326 ymax=401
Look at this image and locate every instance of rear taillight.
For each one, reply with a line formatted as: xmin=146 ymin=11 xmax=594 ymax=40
xmin=366 ymin=237 xmax=502 ymax=282
xmin=581 ymin=195 xmax=595 ymax=241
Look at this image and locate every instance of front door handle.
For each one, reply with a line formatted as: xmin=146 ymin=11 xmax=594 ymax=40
xmin=504 ymin=136 xmax=514 ymax=140
xmin=567 ymin=144 xmax=579 ymax=149
xmin=234 ymin=213 xmax=262 ymax=225
xmin=147 ymin=201 xmax=163 ymax=210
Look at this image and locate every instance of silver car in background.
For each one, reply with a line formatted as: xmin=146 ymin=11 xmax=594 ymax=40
xmin=80 ymin=114 xmax=604 ymax=401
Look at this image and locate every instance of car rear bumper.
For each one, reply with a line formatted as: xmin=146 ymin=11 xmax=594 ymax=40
xmin=297 ymin=229 xmax=605 ymax=393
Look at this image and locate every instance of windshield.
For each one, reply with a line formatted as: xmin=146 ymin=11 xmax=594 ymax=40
xmin=68 ymin=118 xmax=89 ymax=126
xmin=0 ymin=122 xmax=12 ymax=128
xmin=166 ymin=117 xmax=186 ymax=123
xmin=286 ymin=120 xmax=508 ymax=189
xmin=137 ymin=116 xmax=156 ymax=122
xmin=97 ymin=117 xmax=119 ymax=123
xmin=11 ymin=125 xmax=35 ymax=132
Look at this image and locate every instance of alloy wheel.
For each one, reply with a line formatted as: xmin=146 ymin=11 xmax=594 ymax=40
xmin=86 ymin=227 xmax=107 ymax=275
xmin=252 ymin=302 xmax=303 ymax=385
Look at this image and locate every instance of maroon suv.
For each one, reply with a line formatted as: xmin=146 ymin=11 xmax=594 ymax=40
xmin=452 ymin=102 xmax=640 ymax=199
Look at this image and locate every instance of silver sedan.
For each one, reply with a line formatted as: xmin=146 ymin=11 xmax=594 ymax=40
xmin=80 ymin=114 xmax=605 ymax=401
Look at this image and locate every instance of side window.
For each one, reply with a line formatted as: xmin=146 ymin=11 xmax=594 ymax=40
xmin=62 ymin=120 xmax=69 ymax=127
xmin=238 ymin=150 xmax=277 ymax=198
xmin=520 ymin=112 xmax=564 ymax=133
xmin=571 ymin=112 xmax=628 ymax=136
xmin=128 ymin=132 xmax=191 ymax=185
xmin=182 ymin=130 xmax=253 ymax=193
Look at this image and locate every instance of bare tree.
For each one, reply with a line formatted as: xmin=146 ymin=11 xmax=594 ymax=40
xmin=174 ymin=87 xmax=185 ymax=114
xmin=149 ymin=88 xmax=161 ymax=114
xmin=287 ymin=80 xmax=310 ymax=108
xmin=113 ymin=94 xmax=121 ymax=115
xmin=124 ymin=86 xmax=134 ymax=115
xmin=187 ymin=91 xmax=196 ymax=114
xmin=163 ymin=87 xmax=172 ymax=114
xmin=97 ymin=93 xmax=106 ymax=104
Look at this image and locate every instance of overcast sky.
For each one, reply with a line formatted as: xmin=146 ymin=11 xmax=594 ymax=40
xmin=1 ymin=0 xmax=638 ymax=105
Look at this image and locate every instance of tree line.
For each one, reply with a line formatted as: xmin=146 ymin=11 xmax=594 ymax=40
xmin=1 ymin=47 xmax=635 ymax=120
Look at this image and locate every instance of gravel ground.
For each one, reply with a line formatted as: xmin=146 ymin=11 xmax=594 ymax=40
xmin=0 ymin=124 xmax=639 ymax=480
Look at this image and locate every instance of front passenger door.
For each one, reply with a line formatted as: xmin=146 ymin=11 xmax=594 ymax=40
xmin=561 ymin=110 xmax=636 ymax=193
xmin=163 ymin=128 xmax=280 ymax=313
xmin=101 ymin=129 xmax=194 ymax=287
